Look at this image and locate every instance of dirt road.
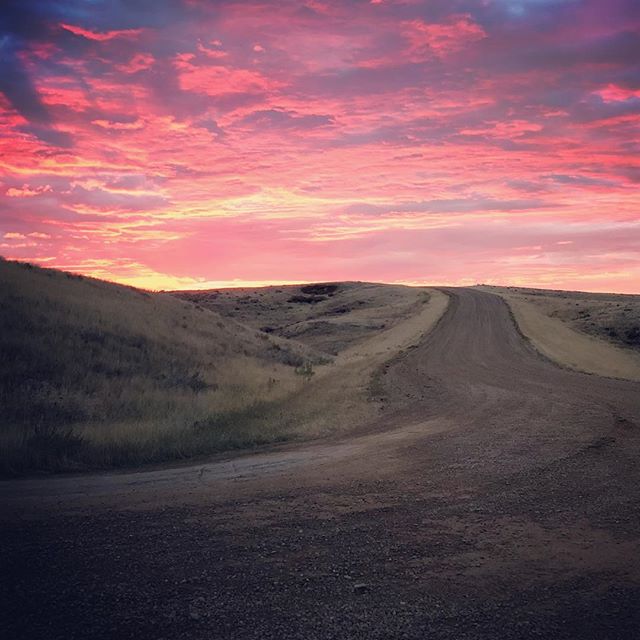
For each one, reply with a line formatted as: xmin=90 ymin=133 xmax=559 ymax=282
xmin=3 ymin=288 xmax=640 ymax=639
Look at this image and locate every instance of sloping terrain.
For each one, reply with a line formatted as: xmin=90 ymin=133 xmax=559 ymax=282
xmin=483 ymin=285 xmax=640 ymax=380
xmin=2 ymin=288 xmax=640 ymax=639
xmin=174 ymin=281 xmax=430 ymax=355
xmin=0 ymin=259 xmax=319 ymax=473
xmin=486 ymin=286 xmax=640 ymax=349
xmin=174 ymin=283 xmax=447 ymax=441
xmin=0 ymin=260 xmax=443 ymax=474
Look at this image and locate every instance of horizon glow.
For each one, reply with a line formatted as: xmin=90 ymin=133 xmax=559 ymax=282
xmin=1 ymin=0 xmax=639 ymax=293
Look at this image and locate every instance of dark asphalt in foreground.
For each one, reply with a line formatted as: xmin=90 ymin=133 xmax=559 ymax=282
xmin=2 ymin=288 xmax=640 ymax=639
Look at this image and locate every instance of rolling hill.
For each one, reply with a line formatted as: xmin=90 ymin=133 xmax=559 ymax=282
xmin=0 ymin=259 xmax=443 ymax=475
xmin=0 ymin=258 xmax=320 ymax=473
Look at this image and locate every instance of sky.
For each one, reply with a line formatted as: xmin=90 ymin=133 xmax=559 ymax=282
xmin=0 ymin=0 xmax=639 ymax=292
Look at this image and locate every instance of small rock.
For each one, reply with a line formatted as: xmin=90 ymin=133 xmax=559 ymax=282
xmin=353 ymin=583 xmax=369 ymax=593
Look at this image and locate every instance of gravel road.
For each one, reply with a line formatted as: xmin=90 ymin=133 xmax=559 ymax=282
xmin=3 ymin=288 xmax=640 ymax=639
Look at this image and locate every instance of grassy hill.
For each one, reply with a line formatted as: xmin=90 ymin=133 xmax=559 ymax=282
xmin=0 ymin=259 xmax=320 ymax=474
xmin=0 ymin=260 xmax=443 ymax=476
xmin=174 ymin=281 xmax=431 ymax=355
xmin=487 ymin=286 xmax=640 ymax=351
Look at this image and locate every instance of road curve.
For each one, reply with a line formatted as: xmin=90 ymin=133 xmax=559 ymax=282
xmin=3 ymin=288 xmax=640 ymax=640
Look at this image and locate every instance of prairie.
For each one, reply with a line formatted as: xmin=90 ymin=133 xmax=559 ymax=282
xmin=0 ymin=259 xmax=443 ymax=474
xmin=5 ymin=287 xmax=640 ymax=640
xmin=176 ymin=282 xmax=448 ymax=441
xmin=175 ymin=281 xmax=433 ymax=355
xmin=0 ymin=259 xmax=318 ymax=473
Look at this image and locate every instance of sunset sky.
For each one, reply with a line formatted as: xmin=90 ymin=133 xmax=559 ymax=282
xmin=1 ymin=0 xmax=639 ymax=292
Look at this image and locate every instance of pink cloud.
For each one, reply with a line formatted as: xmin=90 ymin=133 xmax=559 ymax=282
xmin=6 ymin=184 xmax=52 ymax=197
xmin=117 ymin=53 xmax=155 ymax=73
xmin=403 ymin=14 xmax=486 ymax=60
xmin=60 ymin=23 xmax=143 ymax=42
xmin=0 ymin=0 xmax=638 ymax=293
xmin=594 ymin=84 xmax=640 ymax=102
xmin=91 ymin=119 xmax=145 ymax=130
xmin=174 ymin=57 xmax=283 ymax=95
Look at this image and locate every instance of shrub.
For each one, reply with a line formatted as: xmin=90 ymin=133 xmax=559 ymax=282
xmin=288 ymin=295 xmax=326 ymax=304
xmin=295 ymin=362 xmax=315 ymax=381
xmin=300 ymin=284 xmax=338 ymax=295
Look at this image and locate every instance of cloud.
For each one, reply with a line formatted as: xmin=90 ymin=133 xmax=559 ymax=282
xmin=60 ymin=24 xmax=143 ymax=41
xmin=175 ymin=58 xmax=283 ymax=96
xmin=91 ymin=118 xmax=145 ymax=130
xmin=547 ymin=174 xmax=617 ymax=187
xmin=236 ymin=109 xmax=334 ymax=130
xmin=18 ymin=124 xmax=74 ymax=147
xmin=0 ymin=2 xmax=78 ymax=146
xmin=116 ymin=52 xmax=155 ymax=73
xmin=402 ymin=15 xmax=486 ymax=60
xmin=344 ymin=197 xmax=552 ymax=216
xmin=6 ymin=184 xmax=52 ymax=197
xmin=67 ymin=185 xmax=168 ymax=212
xmin=1 ymin=0 xmax=639 ymax=292
xmin=0 ymin=37 xmax=51 ymax=124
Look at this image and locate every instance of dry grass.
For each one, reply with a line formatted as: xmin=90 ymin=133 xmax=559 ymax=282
xmin=0 ymin=259 xmax=318 ymax=474
xmin=174 ymin=281 xmax=430 ymax=355
xmin=172 ymin=283 xmax=446 ymax=445
xmin=173 ymin=282 xmax=443 ymax=439
xmin=286 ymin=289 xmax=450 ymax=437
xmin=1 ymin=259 xmax=446 ymax=475
xmin=493 ymin=286 xmax=640 ymax=351
xmin=482 ymin=285 xmax=640 ymax=380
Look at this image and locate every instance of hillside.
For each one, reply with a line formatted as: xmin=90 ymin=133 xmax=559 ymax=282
xmin=482 ymin=285 xmax=640 ymax=380
xmin=490 ymin=286 xmax=640 ymax=350
xmin=174 ymin=281 xmax=431 ymax=355
xmin=1 ymin=260 xmax=447 ymax=475
xmin=174 ymin=282 xmax=449 ymax=445
xmin=0 ymin=259 xmax=320 ymax=473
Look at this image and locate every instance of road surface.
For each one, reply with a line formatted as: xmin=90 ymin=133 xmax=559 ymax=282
xmin=3 ymin=288 xmax=640 ymax=639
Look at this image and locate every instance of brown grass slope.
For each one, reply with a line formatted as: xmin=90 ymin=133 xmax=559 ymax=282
xmin=0 ymin=259 xmax=322 ymax=474
xmin=496 ymin=286 xmax=640 ymax=351
xmin=480 ymin=285 xmax=640 ymax=381
xmin=174 ymin=281 xmax=431 ymax=355
xmin=174 ymin=283 xmax=449 ymax=441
